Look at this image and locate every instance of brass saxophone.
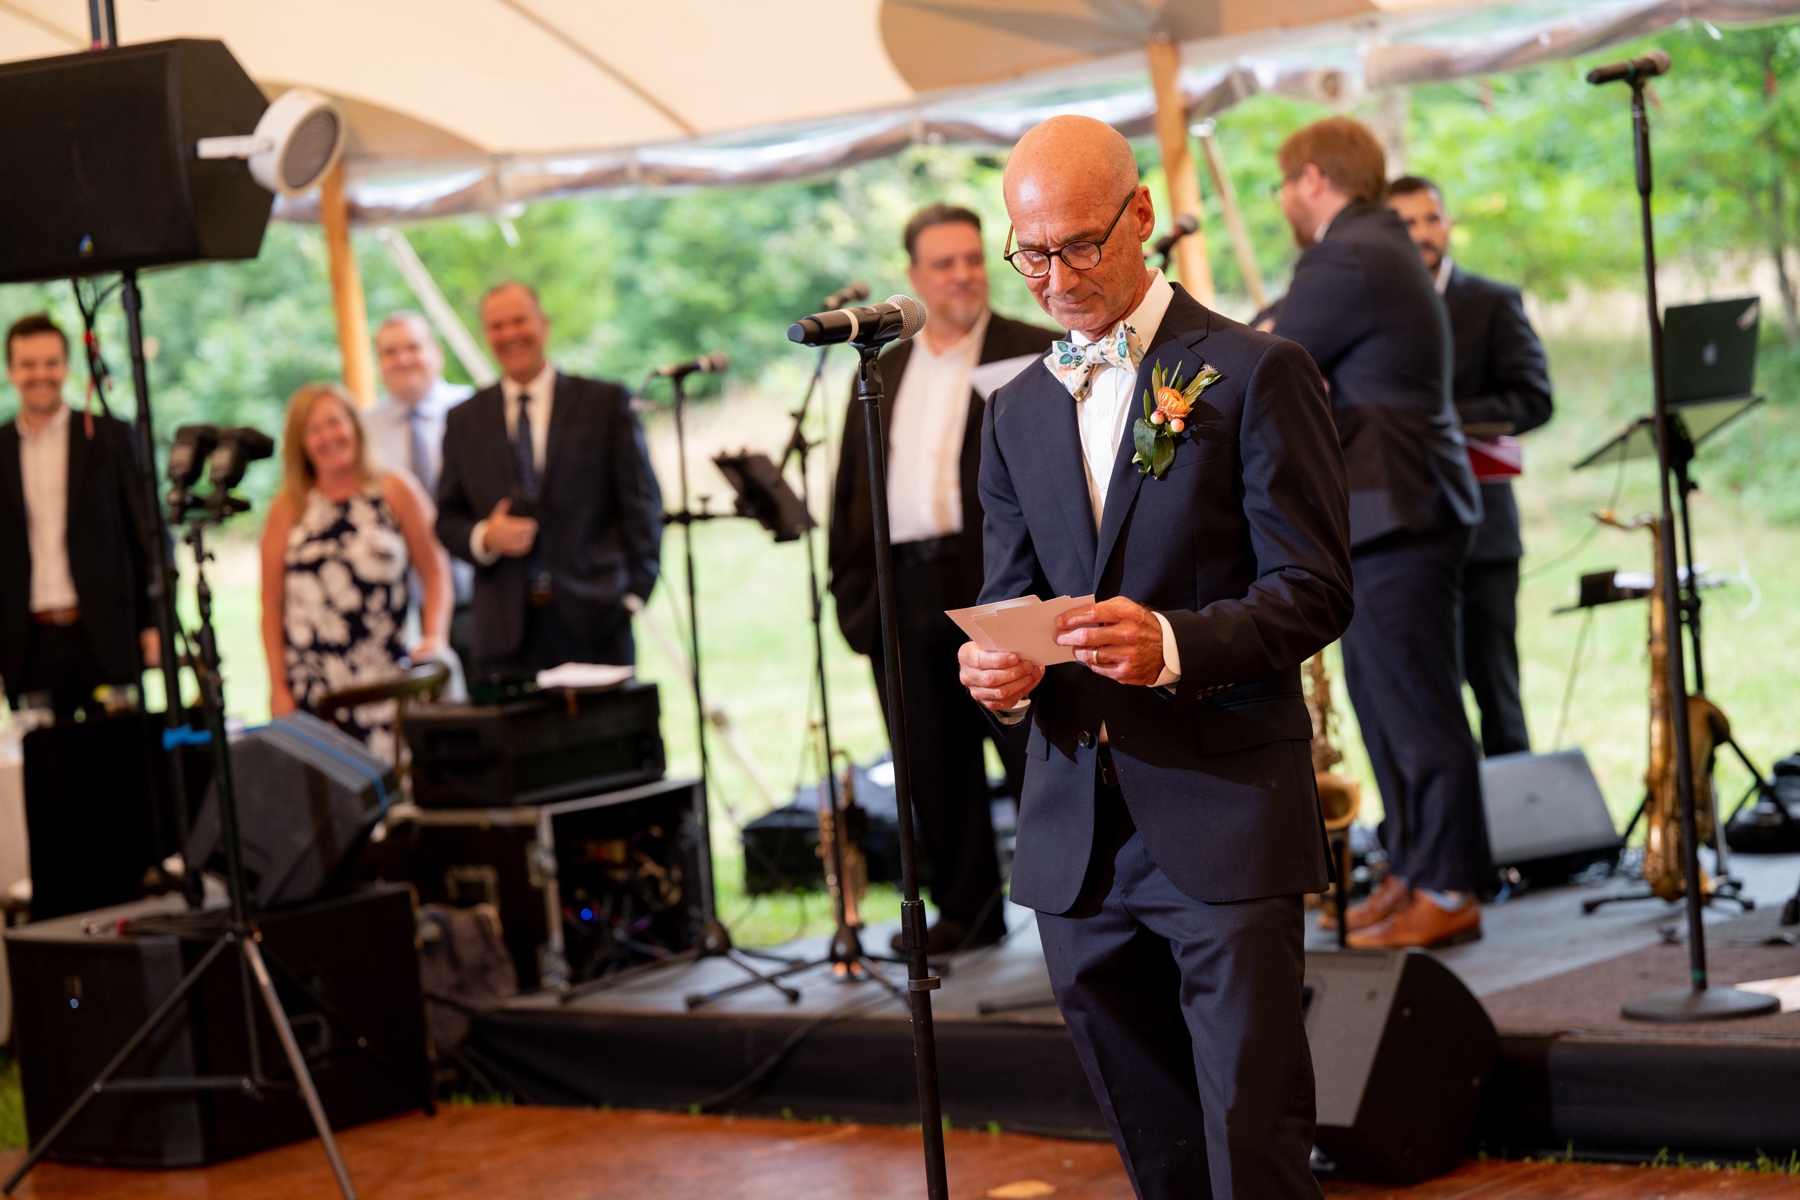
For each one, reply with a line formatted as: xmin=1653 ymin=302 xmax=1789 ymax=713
xmin=817 ymin=750 xmax=867 ymax=927
xmin=1599 ymin=510 xmax=1726 ymax=901
xmin=1306 ymin=650 xmax=1362 ymax=832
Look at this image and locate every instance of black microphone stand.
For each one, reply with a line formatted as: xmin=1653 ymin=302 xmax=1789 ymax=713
xmin=561 ymin=371 xmax=801 ymax=1009
xmin=1606 ymin=66 xmax=1776 ymax=1023
xmin=853 ymin=342 xmax=949 ymax=1197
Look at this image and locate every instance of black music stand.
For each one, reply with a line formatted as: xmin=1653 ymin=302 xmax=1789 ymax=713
xmin=1576 ymin=396 xmax=1770 ymax=911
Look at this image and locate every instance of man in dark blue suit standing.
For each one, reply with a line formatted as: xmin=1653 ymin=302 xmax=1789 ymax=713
xmin=959 ymin=115 xmax=1353 ymax=1200
xmin=1270 ymin=119 xmax=1492 ymax=949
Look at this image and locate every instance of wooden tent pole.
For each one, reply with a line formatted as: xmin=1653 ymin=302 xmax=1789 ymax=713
xmin=1196 ymin=126 xmax=1268 ymax=310
xmin=319 ymin=161 xmax=376 ymax=406
xmin=1146 ymin=35 xmax=1214 ymax=306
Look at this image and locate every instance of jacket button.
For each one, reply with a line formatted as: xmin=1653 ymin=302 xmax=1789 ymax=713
xmin=1077 ymin=731 xmax=1095 ymax=750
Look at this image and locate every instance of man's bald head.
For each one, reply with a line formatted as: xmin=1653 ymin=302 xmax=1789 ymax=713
xmin=1002 ymin=116 xmax=1155 ymax=339
xmin=1003 ymin=115 xmax=1140 ymax=212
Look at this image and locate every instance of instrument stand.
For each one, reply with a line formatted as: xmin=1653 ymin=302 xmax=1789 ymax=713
xmin=850 ymin=341 xmax=950 ymax=1197
xmin=4 ymin=510 xmax=359 ymax=1199
xmin=560 ymin=374 xmax=801 ymax=1010
xmin=1604 ymin=73 xmax=1775 ymax=1022
xmin=684 ymin=347 xmax=913 ymax=1011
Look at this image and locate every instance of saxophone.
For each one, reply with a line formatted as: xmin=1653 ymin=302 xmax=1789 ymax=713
xmin=1599 ymin=510 xmax=1727 ymax=901
xmin=1306 ymin=650 xmax=1362 ymax=832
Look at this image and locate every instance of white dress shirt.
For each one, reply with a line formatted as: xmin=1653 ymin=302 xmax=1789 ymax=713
xmin=1434 ymin=255 xmax=1454 ymax=296
xmin=366 ymin=377 xmax=474 ymax=498
xmin=470 ymin=362 xmax=556 ymax=566
xmin=886 ymin=310 xmax=987 ymax=543
xmin=18 ymin=404 xmax=78 ymax=613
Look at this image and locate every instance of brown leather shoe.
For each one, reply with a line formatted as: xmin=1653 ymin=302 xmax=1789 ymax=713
xmin=1347 ymin=892 xmax=1481 ymax=949
xmin=1319 ymin=873 xmax=1410 ymax=932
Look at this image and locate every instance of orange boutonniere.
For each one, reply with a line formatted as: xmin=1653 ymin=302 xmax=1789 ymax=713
xmin=1132 ymin=362 xmax=1224 ymax=478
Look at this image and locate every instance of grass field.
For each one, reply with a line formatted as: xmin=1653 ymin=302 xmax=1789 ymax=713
xmin=179 ymin=317 xmax=1799 ymax=946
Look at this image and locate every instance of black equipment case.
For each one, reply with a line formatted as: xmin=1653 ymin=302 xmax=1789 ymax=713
xmin=404 ymin=682 xmax=665 ymax=808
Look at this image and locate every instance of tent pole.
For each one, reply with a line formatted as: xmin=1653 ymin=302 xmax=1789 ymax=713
xmin=1146 ymin=35 xmax=1214 ymax=306
xmin=320 ymin=162 xmax=377 ymax=406
xmin=1195 ymin=124 xmax=1267 ymax=311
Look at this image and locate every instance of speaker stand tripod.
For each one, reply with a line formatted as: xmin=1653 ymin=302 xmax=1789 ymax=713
xmin=4 ymin=507 xmax=359 ymax=1198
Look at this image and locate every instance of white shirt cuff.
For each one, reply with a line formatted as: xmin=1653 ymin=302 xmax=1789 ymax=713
xmin=996 ymin=700 xmax=1031 ymax=725
xmin=1152 ymin=611 xmax=1181 ymax=689
xmin=468 ymin=518 xmax=501 ymax=566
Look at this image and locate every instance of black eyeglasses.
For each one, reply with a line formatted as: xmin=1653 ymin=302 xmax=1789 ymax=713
xmin=1003 ymin=190 xmax=1136 ymax=279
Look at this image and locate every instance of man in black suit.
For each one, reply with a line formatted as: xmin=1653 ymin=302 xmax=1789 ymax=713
xmin=0 ymin=314 xmax=155 ymax=718
xmin=436 ymin=283 xmax=662 ymax=676
xmin=960 ymin=116 xmax=1353 ymax=1199
xmin=1390 ymin=175 xmax=1553 ymax=759
xmin=1271 ymin=118 xmax=1492 ymax=949
xmin=830 ymin=203 xmax=1057 ymax=953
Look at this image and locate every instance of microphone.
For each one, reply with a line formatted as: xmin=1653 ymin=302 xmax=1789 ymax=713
xmin=788 ymin=295 xmax=927 ymax=348
xmin=653 ymin=352 xmax=730 ymax=379
xmin=1587 ymin=49 xmax=1670 ymax=85
xmin=822 ymin=280 xmax=869 ymax=310
xmin=1149 ymin=214 xmax=1198 ymax=262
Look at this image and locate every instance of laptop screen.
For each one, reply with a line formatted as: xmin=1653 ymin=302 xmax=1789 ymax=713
xmin=1663 ymin=297 xmax=1759 ymax=404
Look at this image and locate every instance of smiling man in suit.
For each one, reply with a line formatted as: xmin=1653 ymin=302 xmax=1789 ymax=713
xmin=958 ymin=116 xmax=1353 ymax=1199
xmin=1 ymin=314 xmax=155 ymax=719
xmin=830 ymin=203 xmax=1057 ymax=954
xmin=436 ymin=283 xmax=662 ymax=677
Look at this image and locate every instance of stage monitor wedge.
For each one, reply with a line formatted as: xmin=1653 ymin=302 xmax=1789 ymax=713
xmin=0 ymin=39 xmax=274 ymax=284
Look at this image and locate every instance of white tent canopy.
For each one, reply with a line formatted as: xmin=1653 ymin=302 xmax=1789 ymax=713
xmin=2 ymin=0 xmax=1795 ymax=222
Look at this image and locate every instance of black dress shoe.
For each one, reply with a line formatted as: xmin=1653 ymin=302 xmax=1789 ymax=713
xmin=888 ymin=916 xmax=1004 ymax=957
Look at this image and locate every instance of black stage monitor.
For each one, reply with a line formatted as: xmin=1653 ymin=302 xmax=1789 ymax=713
xmin=0 ymin=39 xmax=273 ymax=283
xmin=1663 ymin=296 xmax=1759 ymax=403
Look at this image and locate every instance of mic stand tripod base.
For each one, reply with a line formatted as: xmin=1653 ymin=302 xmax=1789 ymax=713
xmin=1623 ymin=984 xmax=1778 ymax=1023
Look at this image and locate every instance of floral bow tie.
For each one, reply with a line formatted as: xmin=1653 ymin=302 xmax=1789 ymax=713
xmin=1048 ymin=324 xmax=1143 ymax=402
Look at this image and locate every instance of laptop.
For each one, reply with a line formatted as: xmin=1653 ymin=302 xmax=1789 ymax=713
xmin=1663 ymin=296 xmax=1759 ymax=403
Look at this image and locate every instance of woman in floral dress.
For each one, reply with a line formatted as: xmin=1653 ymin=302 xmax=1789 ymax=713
xmin=259 ymin=382 xmax=451 ymax=760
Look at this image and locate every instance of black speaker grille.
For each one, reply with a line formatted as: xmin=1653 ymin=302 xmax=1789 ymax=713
xmin=282 ymin=109 xmax=340 ymax=191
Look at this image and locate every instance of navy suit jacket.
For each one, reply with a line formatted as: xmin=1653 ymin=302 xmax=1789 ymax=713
xmin=1274 ymin=201 xmax=1480 ymax=548
xmin=1443 ymin=267 xmax=1553 ymax=563
xmin=979 ymin=286 xmax=1353 ymax=913
xmin=435 ymin=372 xmax=662 ymax=664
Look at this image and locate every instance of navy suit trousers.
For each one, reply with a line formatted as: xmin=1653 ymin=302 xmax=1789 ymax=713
xmin=1341 ymin=526 xmax=1493 ymax=892
xmin=1037 ymin=789 xmax=1322 ymax=1200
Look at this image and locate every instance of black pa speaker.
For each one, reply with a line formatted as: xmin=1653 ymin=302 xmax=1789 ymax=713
xmin=1480 ymin=748 xmax=1621 ymax=881
xmin=185 ymin=713 xmax=395 ymax=909
xmin=5 ymin=885 xmax=429 ymax=1167
xmin=1304 ymin=949 xmax=1499 ymax=1183
xmin=0 ymin=39 xmax=273 ymax=284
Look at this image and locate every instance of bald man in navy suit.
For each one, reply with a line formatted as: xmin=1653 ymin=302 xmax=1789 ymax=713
xmin=959 ymin=116 xmax=1352 ymax=1200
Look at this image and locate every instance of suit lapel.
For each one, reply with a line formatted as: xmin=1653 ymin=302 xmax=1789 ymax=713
xmin=1091 ymin=289 xmax=1212 ymax=591
xmin=476 ymin=388 xmax=514 ymax=494
xmin=0 ymin=424 xmax=22 ymax=534
xmin=64 ymin=412 xmax=90 ymax=519
xmin=1029 ymin=362 xmax=1098 ymax=576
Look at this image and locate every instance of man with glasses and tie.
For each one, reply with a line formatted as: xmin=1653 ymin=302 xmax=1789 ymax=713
xmin=367 ymin=312 xmax=475 ymax=664
xmin=959 ymin=115 xmax=1352 ymax=1198
xmin=436 ymin=283 xmax=663 ymax=679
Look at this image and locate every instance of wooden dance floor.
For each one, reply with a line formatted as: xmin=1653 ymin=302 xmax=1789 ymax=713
xmin=4 ymin=1106 xmax=1797 ymax=1199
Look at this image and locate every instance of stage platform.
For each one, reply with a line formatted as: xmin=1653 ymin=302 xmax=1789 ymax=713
xmin=8 ymin=1104 xmax=1800 ymax=1199
xmin=471 ymin=851 xmax=1800 ymax=1166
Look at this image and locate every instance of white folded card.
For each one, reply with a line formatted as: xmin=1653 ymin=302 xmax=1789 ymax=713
xmin=946 ymin=594 xmax=1096 ymax=666
xmin=536 ymin=662 xmax=635 ymax=690
xmin=968 ymin=353 xmax=1043 ymax=400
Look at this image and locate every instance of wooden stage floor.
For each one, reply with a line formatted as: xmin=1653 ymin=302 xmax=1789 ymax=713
xmin=4 ymin=1106 xmax=1796 ymax=1200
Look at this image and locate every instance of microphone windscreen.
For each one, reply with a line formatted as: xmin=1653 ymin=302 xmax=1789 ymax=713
xmin=888 ymin=295 xmax=927 ymax=341
xmin=1646 ymin=48 xmax=1671 ymax=73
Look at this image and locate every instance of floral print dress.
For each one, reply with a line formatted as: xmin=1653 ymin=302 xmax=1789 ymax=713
xmin=283 ymin=482 xmax=408 ymax=760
